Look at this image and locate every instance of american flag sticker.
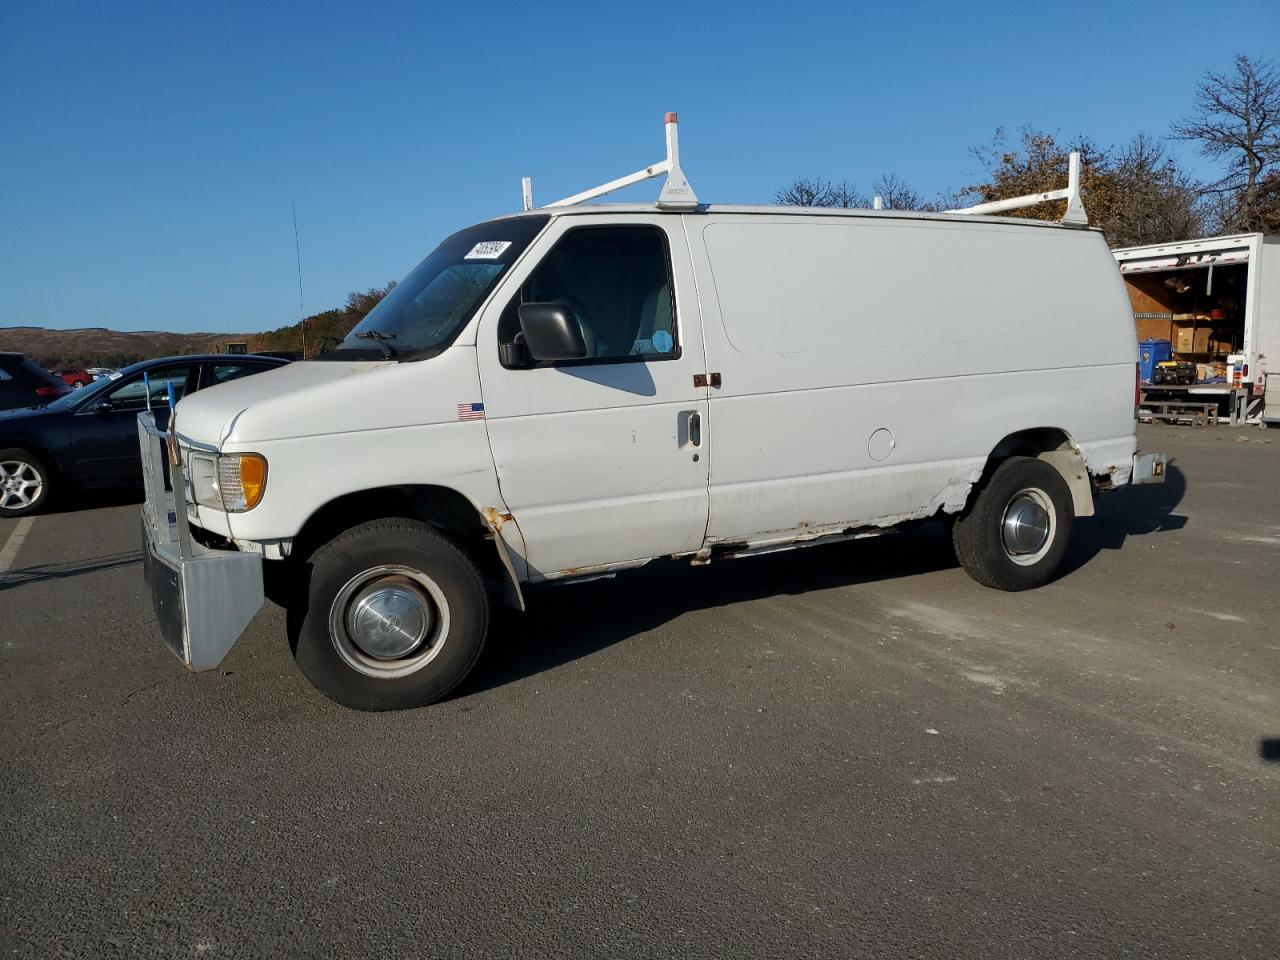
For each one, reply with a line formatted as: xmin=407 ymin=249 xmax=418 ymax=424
xmin=456 ymin=401 xmax=485 ymax=421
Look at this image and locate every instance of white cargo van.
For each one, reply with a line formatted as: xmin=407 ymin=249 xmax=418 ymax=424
xmin=139 ymin=116 xmax=1165 ymax=710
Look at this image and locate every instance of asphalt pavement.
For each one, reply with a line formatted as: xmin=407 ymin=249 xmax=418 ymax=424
xmin=2 ymin=424 xmax=1277 ymax=959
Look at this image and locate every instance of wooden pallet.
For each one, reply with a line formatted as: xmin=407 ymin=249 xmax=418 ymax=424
xmin=1138 ymin=400 xmax=1218 ymax=427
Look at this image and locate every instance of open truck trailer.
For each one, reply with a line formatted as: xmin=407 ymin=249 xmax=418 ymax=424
xmin=1113 ymin=233 xmax=1279 ymax=426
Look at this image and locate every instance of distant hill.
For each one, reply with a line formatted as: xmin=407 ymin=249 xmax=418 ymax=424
xmin=0 ymin=327 xmax=252 ymax=369
xmin=0 ymin=282 xmax=395 ymax=369
xmin=247 ymin=284 xmax=395 ymax=357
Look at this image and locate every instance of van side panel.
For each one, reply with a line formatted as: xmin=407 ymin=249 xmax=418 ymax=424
xmin=689 ymin=215 xmax=1136 ymax=545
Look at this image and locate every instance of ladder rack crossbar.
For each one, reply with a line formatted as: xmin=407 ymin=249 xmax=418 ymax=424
xmin=545 ymin=159 xmax=672 ymax=208
xmin=523 ymin=112 xmax=698 ymax=212
xmin=946 ymin=151 xmax=1088 ymax=226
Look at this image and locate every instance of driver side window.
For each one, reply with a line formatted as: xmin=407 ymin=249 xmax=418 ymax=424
xmin=105 ymin=365 xmax=192 ymax=411
xmin=499 ymin=226 xmax=678 ymax=365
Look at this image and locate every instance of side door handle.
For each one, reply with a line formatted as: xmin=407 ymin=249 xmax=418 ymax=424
xmin=682 ymin=410 xmax=701 ymax=447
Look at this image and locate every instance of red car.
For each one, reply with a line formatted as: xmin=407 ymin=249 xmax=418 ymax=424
xmin=56 ymin=368 xmax=94 ymax=389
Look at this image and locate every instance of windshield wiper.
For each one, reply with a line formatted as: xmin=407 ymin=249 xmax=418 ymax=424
xmin=355 ymin=329 xmax=398 ymax=359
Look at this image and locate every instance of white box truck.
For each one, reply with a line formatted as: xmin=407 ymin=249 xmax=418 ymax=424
xmin=1113 ymin=233 xmax=1280 ymax=425
xmin=138 ymin=115 xmax=1165 ymax=711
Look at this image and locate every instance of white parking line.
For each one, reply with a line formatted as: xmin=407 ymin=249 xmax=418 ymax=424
xmin=0 ymin=516 xmax=35 ymax=576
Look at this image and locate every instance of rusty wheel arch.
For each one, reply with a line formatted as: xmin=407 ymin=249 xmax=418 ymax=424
xmin=288 ymin=484 xmax=525 ymax=609
xmin=973 ymin=427 xmax=1094 ymax=518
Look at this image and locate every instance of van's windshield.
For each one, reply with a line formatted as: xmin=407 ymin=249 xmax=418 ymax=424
xmin=323 ymin=215 xmax=550 ymax=362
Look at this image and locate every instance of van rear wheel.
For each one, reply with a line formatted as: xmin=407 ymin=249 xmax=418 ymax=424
xmin=952 ymin=456 xmax=1073 ymax=591
xmin=291 ymin=518 xmax=490 ymax=711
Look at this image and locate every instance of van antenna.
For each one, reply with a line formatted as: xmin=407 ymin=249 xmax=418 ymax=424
xmin=293 ymin=202 xmax=307 ymax=357
xmin=945 ymin=151 xmax=1088 ymax=226
xmin=524 ymin=113 xmax=699 ymax=211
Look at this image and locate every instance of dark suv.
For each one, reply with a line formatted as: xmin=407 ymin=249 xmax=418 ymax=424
xmin=0 ymin=353 xmax=71 ymax=410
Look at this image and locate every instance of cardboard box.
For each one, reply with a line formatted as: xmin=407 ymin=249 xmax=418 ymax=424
xmin=1173 ymin=322 xmax=1213 ymax=354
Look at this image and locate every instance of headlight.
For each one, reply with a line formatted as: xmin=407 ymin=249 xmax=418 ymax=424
xmin=189 ymin=454 xmax=220 ymax=508
xmin=190 ymin=453 xmax=268 ymax=512
xmin=216 ymin=454 xmax=268 ymax=512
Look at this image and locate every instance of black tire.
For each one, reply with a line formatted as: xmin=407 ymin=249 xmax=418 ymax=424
xmin=0 ymin=448 xmax=53 ymax=517
xmin=952 ymin=456 xmax=1074 ymax=591
xmin=290 ymin=518 xmax=490 ymax=711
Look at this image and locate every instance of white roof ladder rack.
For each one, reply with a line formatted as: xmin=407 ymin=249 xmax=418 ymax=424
xmin=945 ymin=151 xmax=1088 ymax=226
xmin=522 ymin=113 xmax=699 ymax=212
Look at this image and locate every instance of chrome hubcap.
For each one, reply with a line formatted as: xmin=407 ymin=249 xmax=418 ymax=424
xmin=349 ymin=578 xmax=432 ymax=659
xmin=0 ymin=460 xmax=43 ymax=510
xmin=329 ymin=566 xmax=450 ymax=678
xmin=1001 ymin=488 xmax=1054 ymax=565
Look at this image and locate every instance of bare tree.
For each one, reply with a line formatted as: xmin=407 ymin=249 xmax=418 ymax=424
xmin=776 ymin=172 xmax=953 ymax=210
xmin=870 ymin=174 xmax=949 ymax=211
xmin=825 ymin=180 xmax=867 ymax=208
xmin=775 ymin=177 xmax=868 ymax=208
xmin=1106 ymin=133 xmax=1206 ymax=246
xmin=870 ymin=174 xmax=919 ymax=210
xmin=1174 ymin=54 xmax=1280 ymax=233
xmin=775 ymin=177 xmax=828 ymax=207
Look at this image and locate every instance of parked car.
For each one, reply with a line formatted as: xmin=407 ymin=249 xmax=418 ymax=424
xmin=0 ymin=353 xmax=71 ymax=410
xmin=56 ymin=368 xmax=94 ymax=389
xmin=0 ymin=354 xmax=289 ymax=516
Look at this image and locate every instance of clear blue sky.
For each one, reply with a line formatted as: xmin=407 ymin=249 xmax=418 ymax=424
xmin=2 ymin=0 xmax=1277 ymax=334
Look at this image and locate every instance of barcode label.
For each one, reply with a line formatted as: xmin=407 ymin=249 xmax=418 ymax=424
xmin=464 ymin=241 xmax=512 ymax=260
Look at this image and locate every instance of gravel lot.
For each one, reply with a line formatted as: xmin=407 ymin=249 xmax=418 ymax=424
xmin=2 ymin=424 xmax=1277 ymax=959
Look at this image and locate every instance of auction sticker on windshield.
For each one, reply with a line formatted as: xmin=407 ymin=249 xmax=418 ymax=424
xmin=464 ymin=241 xmax=512 ymax=260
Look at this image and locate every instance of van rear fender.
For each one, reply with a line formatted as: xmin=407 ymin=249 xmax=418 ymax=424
xmin=978 ymin=428 xmax=1094 ymax=518
xmin=290 ymin=484 xmax=526 ymax=610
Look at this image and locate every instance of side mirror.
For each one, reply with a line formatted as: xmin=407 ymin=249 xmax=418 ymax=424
xmin=517 ymin=303 xmax=587 ymax=361
xmin=499 ymin=333 xmax=530 ymax=368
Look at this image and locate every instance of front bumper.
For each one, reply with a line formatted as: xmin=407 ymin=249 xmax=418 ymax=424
xmin=138 ymin=413 xmax=264 ymax=671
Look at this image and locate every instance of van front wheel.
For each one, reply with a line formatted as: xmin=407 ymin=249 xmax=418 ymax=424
xmin=952 ymin=456 xmax=1073 ymax=591
xmin=291 ymin=519 xmax=490 ymax=710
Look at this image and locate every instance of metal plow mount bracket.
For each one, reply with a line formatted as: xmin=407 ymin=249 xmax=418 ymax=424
xmin=138 ymin=412 xmax=264 ymax=671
